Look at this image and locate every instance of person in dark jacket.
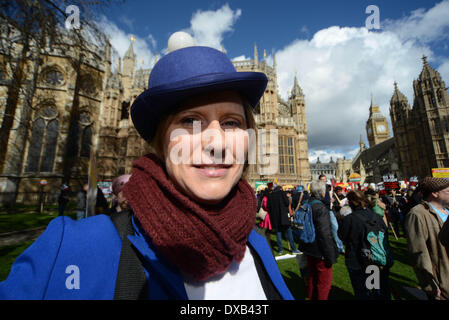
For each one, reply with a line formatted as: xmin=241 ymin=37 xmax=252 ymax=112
xmin=332 ymin=186 xmax=345 ymax=215
xmin=338 ymin=190 xmax=392 ymax=300
xmin=268 ymin=185 xmax=300 ymax=255
xmin=95 ymin=187 xmax=109 ymax=215
xmin=299 ymin=180 xmax=338 ymax=300
xmin=383 ymin=189 xmax=404 ymax=237
xmin=57 ymin=183 xmax=70 ymax=216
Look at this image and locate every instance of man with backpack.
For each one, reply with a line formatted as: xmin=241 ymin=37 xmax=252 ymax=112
xmin=297 ymin=180 xmax=338 ymax=300
xmin=338 ymin=190 xmax=393 ymax=300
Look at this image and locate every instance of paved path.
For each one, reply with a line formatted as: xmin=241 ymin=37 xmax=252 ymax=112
xmin=0 ymin=227 xmax=46 ymax=246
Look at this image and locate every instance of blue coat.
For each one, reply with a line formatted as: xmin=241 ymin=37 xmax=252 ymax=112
xmin=0 ymin=215 xmax=294 ymax=300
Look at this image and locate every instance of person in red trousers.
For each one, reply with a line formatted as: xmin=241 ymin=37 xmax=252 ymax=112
xmin=298 ymin=180 xmax=339 ymax=300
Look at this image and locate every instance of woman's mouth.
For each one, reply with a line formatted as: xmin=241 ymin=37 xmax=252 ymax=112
xmin=192 ymin=164 xmax=232 ymax=177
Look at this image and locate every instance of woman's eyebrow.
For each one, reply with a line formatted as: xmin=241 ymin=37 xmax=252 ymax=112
xmin=176 ymin=110 xmax=245 ymax=119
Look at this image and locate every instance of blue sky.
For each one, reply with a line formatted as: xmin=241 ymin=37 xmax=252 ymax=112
xmin=104 ymin=0 xmax=445 ymax=58
xmin=98 ymin=0 xmax=449 ymax=163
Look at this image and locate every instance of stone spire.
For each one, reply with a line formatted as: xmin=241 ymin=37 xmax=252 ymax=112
xmin=124 ymin=41 xmax=136 ymax=60
xmin=390 ymin=81 xmax=408 ymax=104
xmin=419 ymin=54 xmax=441 ymax=81
xmin=123 ymin=38 xmax=137 ymax=77
xmin=360 ymin=134 xmax=366 ymax=151
xmin=422 ymin=54 xmax=428 ymax=65
xmin=291 ymin=70 xmax=304 ymax=98
xmin=254 ymin=42 xmax=258 ymax=62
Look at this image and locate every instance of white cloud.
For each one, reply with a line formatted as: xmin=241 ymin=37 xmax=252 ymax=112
xmin=438 ymin=60 xmax=449 ymax=84
xmin=232 ymin=55 xmax=250 ymax=61
xmin=309 ymin=147 xmax=359 ymax=164
xmin=147 ymin=34 xmax=157 ymax=50
xmin=383 ymin=0 xmax=449 ymax=44
xmin=97 ymin=16 xmax=155 ymax=70
xmin=188 ymin=4 xmax=242 ymax=50
xmin=272 ymin=1 xmax=449 ymax=160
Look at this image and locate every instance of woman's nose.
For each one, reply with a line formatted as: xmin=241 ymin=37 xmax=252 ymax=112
xmin=201 ymin=120 xmax=226 ymax=162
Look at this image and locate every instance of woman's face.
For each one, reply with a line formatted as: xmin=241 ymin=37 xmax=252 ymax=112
xmin=163 ymin=91 xmax=249 ymax=205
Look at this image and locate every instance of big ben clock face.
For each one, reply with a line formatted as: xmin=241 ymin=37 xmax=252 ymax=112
xmin=367 ymin=127 xmax=372 ymax=135
xmin=377 ymin=124 xmax=386 ymax=133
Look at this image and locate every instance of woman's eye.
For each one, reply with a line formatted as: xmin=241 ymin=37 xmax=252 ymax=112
xmin=222 ymin=120 xmax=242 ymax=128
xmin=180 ymin=117 xmax=200 ymax=126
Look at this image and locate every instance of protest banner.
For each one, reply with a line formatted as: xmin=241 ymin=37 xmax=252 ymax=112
xmin=432 ymin=168 xmax=449 ymax=180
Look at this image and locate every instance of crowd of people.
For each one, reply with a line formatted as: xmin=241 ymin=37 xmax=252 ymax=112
xmin=255 ymin=174 xmax=449 ymax=300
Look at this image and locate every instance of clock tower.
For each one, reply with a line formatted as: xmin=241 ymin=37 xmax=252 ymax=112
xmin=366 ymin=95 xmax=390 ymax=148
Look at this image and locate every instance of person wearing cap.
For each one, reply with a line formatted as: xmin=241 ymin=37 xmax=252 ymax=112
xmin=405 ymin=177 xmax=449 ymax=300
xmin=0 ymin=35 xmax=293 ymax=300
xmin=110 ymin=174 xmax=131 ymax=215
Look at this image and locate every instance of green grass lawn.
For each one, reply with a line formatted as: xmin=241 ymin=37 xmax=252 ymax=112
xmin=270 ymin=231 xmax=419 ymax=300
xmin=0 ymin=205 xmax=78 ymax=282
xmin=0 ymin=205 xmax=77 ymax=233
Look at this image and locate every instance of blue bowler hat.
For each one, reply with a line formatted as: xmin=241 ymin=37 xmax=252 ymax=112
xmin=130 ymin=46 xmax=268 ymax=141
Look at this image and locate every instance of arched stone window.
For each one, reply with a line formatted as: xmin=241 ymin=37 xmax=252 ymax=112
xmin=25 ymin=107 xmax=59 ymax=173
xmin=42 ymin=67 xmax=64 ymax=86
xmin=79 ymin=74 xmax=97 ymax=95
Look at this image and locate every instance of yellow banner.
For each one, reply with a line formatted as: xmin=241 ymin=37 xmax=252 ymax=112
xmin=432 ymin=168 xmax=449 ymax=178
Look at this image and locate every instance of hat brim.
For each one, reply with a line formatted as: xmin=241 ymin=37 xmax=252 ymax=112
xmin=131 ymin=71 xmax=268 ymax=141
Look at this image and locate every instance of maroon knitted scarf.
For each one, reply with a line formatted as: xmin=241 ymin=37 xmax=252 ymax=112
xmin=121 ymin=153 xmax=256 ymax=281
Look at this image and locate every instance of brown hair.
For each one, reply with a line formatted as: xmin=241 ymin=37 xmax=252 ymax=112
xmin=347 ymin=190 xmax=369 ymax=209
xmin=147 ymin=92 xmax=256 ymax=178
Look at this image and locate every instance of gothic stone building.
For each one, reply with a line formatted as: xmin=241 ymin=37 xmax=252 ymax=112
xmin=337 ymin=56 xmax=449 ymax=184
xmin=310 ymin=157 xmax=336 ymax=181
xmin=336 ymin=98 xmax=401 ymax=184
xmin=390 ymin=56 xmax=449 ymax=179
xmin=0 ymin=38 xmax=311 ymax=204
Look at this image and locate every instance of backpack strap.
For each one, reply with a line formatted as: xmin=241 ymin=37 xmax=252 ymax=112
xmin=110 ymin=210 xmax=148 ymax=300
xmin=294 ymin=192 xmax=304 ymax=212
